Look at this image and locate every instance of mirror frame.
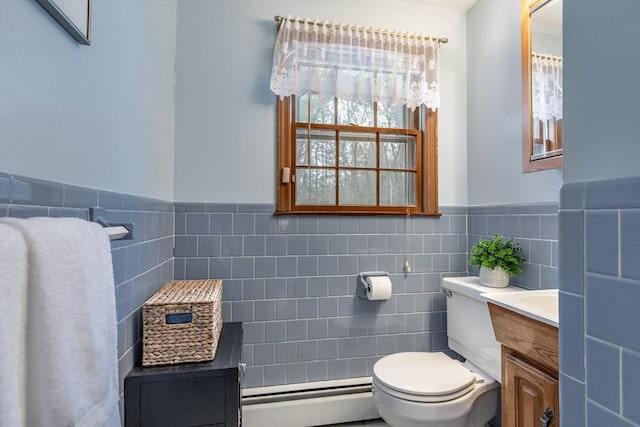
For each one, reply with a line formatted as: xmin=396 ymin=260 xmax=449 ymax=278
xmin=521 ymin=0 xmax=562 ymax=173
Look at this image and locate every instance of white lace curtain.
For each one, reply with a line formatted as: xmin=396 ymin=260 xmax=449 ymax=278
xmin=270 ymin=16 xmax=441 ymax=111
xmin=532 ymin=53 xmax=563 ymax=121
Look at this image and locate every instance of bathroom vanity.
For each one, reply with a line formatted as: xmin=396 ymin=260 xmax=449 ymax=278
xmin=124 ymin=322 xmax=243 ymax=427
xmin=485 ymin=296 xmax=559 ymax=427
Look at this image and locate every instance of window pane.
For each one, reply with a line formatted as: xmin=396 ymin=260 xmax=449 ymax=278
xmin=296 ymin=129 xmax=308 ymax=166
xmin=337 ymin=99 xmax=374 ymax=127
xmin=311 ymin=131 xmax=336 ymax=167
xmin=297 ymin=129 xmax=336 ymax=167
xmin=309 ymin=94 xmax=335 ymax=124
xmin=296 ymin=169 xmax=336 ymax=206
xmin=339 ymin=132 xmax=376 ymax=168
xmin=295 ymin=94 xmax=309 ymax=122
xmin=296 ymin=94 xmax=335 ymax=124
xmin=339 ymin=170 xmax=376 ymax=206
xmin=380 ymin=134 xmax=416 ymax=169
xmin=380 ymin=171 xmax=416 ymax=206
xmin=377 ymin=103 xmax=414 ymax=128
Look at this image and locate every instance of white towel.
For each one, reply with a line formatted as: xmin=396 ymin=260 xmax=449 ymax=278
xmin=1 ymin=217 xmax=122 ymax=427
xmin=0 ymin=223 xmax=29 ymax=427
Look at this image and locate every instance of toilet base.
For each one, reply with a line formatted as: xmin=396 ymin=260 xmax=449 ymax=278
xmin=373 ymin=380 xmax=499 ymax=427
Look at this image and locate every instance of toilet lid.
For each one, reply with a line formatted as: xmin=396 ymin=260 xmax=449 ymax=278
xmin=373 ymin=352 xmax=476 ymax=398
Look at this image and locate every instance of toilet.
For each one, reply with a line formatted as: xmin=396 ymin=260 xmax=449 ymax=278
xmin=372 ymin=276 xmax=522 ymax=427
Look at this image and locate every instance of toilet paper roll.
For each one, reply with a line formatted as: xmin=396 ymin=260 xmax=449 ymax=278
xmin=365 ymin=276 xmax=392 ymax=300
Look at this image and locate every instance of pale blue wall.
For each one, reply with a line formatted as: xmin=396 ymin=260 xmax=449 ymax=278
xmin=0 ymin=0 xmax=177 ymax=201
xmin=466 ymin=0 xmax=562 ymax=205
xmin=560 ymin=0 xmax=640 ymax=425
xmin=563 ymin=0 xmax=640 ymax=183
xmin=174 ymin=0 xmax=469 ymax=205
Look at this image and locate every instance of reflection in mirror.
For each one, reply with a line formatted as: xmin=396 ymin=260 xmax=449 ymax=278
xmin=522 ymin=0 xmax=563 ymax=172
xmin=531 ymin=52 xmax=562 ymax=160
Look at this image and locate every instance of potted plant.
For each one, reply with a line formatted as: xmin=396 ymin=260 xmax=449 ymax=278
xmin=469 ymin=235 xmax=525 ymax=288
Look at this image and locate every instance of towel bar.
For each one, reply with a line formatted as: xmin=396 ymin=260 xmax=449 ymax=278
xmin=105 ymin=225 xmax=131 ymax=240
xmin=89 ymin=207 xmax=134 ymax=241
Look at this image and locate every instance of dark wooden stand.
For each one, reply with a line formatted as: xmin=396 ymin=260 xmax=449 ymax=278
xmin=125 ymin=322 xmax=243 ymax=427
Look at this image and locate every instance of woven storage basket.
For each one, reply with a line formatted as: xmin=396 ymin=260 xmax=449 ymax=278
xmin=142 ymin=279 xmax=223 ymax=367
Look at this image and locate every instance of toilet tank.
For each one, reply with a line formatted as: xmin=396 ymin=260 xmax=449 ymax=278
xmin=441 ymin=276 xmax=522 ymax=382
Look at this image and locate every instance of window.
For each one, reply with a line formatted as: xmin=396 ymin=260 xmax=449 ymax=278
xmin=276 ymin=94 xmax=438 ymax=215
xmin=270 ymin=16 xmax=444 ymax=214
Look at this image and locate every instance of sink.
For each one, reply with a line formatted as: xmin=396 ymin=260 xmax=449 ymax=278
xmin=481 ymin=289 xmax=558 ymax=327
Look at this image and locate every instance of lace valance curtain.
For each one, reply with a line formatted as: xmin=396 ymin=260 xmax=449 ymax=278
xmin=270 ymin=16 xmax=441 ymax=111
xmin=532 ymin=53 xmax=563 ymax=121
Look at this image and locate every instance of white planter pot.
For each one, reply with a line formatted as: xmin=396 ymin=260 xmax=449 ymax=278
xmin=479 ymin=266 xmax=510 ymax=288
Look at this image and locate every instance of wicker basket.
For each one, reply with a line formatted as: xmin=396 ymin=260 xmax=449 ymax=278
xmin=142 ymin=279 xmax=223 ymax=367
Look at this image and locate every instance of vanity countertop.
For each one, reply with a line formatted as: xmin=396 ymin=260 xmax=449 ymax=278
xmin=481 ymin=289 xmax=558 ymax=328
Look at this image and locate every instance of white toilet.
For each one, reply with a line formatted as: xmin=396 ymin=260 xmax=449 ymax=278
xmin=372 ymin=276 xmax=521 ymax=427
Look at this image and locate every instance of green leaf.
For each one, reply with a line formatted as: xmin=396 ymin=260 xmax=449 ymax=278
xmin=468 ymin=234 xmax=525 ymax=277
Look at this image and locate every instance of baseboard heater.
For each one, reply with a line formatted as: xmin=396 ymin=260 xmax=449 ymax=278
xmin=242 ymin=377 xmax=379 ymax=427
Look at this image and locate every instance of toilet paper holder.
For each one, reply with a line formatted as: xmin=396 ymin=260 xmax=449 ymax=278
xmin=358 ymin=271 xmax=390 ymax=298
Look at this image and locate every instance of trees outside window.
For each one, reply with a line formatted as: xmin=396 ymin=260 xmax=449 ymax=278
xmin=276 ymin=94 xmax=439 ymax=215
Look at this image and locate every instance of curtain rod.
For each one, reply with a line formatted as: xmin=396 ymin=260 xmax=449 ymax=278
xmin=274 ymin=15 xmax=448 ymax=44
xmin=532 ymin=52 xmax=562 ymax=60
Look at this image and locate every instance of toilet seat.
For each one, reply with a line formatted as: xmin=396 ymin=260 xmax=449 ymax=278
xmin=373 ymin=352 xmax=477 ymax=403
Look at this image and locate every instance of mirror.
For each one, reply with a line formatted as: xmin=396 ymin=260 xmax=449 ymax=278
xmin=522 ymin=0 xmax=563 ymax=173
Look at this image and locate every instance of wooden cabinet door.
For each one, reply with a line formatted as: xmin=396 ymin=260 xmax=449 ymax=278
xmin=504 ymin=353 xmax=559 ymax=427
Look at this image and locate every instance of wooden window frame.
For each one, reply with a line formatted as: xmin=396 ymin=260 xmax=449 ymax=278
xmin=276 ymin=96 xmax=439 ymax=216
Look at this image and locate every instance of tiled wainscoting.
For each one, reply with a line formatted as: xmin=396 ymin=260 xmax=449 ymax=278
xmin=0 ymin=170 xmax=564 ymax=396
xmin=174 ymin=203 xmax=469 ymax=387
xmin=559 ymin=177 xmax=640 ymax=426
xmin=467 ymin=203 xmax=559 ymax=289
xmin=0 ymin=172 xmax=174 ymax=404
